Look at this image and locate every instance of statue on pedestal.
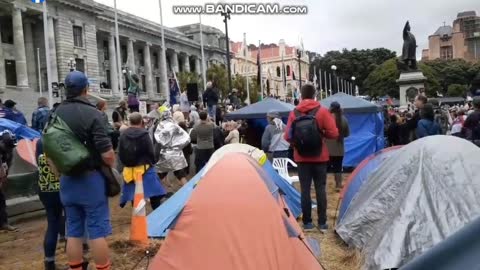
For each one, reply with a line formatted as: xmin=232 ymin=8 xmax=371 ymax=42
xmin=401 ymin=21 xmax=417 ymax=71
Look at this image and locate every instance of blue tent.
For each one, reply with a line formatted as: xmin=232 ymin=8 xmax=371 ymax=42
xmin=0 ymin=118 xmax=41 ymax=140
xmin=224 ymin=98 xmax=294 ymax=120
xmin=320 ymin=93 xmax=384 ymax=167
xmin=147 ymin=160 xmax=302 ymax=238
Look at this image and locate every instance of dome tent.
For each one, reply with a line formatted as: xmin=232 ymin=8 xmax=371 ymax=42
xmin=320 ymin=93 xmax=384 ymax=167
xmin=336 ymin=136 xmax=480 ymax=269
xmin=148 ymin=153 xmax=323 ymax=270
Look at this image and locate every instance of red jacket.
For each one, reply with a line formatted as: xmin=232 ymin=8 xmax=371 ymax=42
xmin=284 ymin=99 xmax=339 ymax=163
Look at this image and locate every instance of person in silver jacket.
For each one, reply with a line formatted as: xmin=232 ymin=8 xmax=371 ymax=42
xmin=154 ymin=110 xmax=190 ymax=186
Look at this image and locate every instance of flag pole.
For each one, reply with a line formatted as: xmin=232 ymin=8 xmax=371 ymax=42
xmin=42 ymin=1 xmax=53 ymax=106
xmin=158 ymin=0 xmax=169 ymax=102
xmin=199 ymin=14 xmax=207 ymax=93
xmin=258 ymin=40 xmax=263 ymax=100
xmin=114 ymin=0 xmax=124 ymax=100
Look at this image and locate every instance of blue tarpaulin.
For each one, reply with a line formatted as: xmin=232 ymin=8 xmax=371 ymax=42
xmin=321 ymin=93 xmax=384 ymax=167
xmin=0 ymin=118 xmax=41 ymax=140
xmin=225 ymin=98 xmax=294 ymax=120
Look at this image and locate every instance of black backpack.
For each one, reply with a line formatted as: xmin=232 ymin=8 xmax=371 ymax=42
xmin=118 ymin=137 xmax=140 ymax=167
xmin=292 ymin=107 xmax=322 ymax=157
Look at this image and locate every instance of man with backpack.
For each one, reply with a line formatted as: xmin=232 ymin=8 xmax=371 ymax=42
xmin=430 ymin=98 xmax=450 ymax=135
xmin=284 ymin=84 xmax=339 ymax=233
xmin=463 ymin=97 xmax=480 ymax=147
xmin=118 ymin=112 xmax=167 ymax=210
xmin=44 ymin=71 xmax=115 ymax=270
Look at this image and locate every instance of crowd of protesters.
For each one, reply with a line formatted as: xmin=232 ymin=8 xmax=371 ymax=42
xmin=385 ymin=95 xmax=480 ymax=146
xmin=1 ymin=66 xmax=479 ymax=270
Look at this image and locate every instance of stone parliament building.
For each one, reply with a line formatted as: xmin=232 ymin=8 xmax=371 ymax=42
xmin=0 ymin=0 xmax=227 ymax=120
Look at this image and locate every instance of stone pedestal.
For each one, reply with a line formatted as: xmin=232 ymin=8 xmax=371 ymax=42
xmin=396 ymin=71 xmax=426 ymax=106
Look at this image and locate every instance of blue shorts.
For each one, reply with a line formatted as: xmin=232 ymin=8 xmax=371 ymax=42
xmin=60 ymin=170 xmax=112 ymax=240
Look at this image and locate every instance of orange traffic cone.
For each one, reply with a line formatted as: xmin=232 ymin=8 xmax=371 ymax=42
xmin=130 ymin=170 xmax=148 ymax=246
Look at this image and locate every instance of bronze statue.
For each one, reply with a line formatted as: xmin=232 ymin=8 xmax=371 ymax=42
xmin=402 ymin=21 xmax=417 ymax=70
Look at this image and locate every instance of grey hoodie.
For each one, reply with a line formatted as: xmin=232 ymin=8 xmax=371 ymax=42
xmin=261 ymin=118 xmax=290 ymax=152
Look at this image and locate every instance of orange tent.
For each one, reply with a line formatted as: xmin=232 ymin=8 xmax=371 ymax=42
xmin=149 ymin=153 xmax=323 ymax=270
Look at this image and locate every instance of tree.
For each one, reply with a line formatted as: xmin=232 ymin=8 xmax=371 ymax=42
xmin=363 ymin=58 xmax=441 ymax=98
xmin=447 ymin=84 xmax=467 ymax=97
xmin=363 ymin=58 xmax=399 ymax=98
xmin=177 ymin=71 xmax=200 ymax=93
xmin=206 ymin=64 xmax=228 ymax=99
xmin=310 ymin=48 xmax=397 ymax=94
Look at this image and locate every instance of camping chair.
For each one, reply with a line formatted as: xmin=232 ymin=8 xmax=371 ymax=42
xmin=272 ymin=158 xmax=299 ymax=184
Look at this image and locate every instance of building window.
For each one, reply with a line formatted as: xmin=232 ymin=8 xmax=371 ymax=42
xmin=286 ymin=65 xmax=291 ymax=76
xmin=156 ymin=77 xmax=161 ymax=93
xmin=276 ymin=66 xmax=281 ymax=77
xmin=440 ymin=46 xmax=453 ymax=60
xmin=138 ymin=49 xmax=144 ymax=66
xmin=141 ymin=75 xmax=146 ymax=92
xmin=106 ymin=70 xmax=111 ymax=89
xmin=0 ymin=18 xmax=13 ymax=44
xmin=73 ymin=26 xmax=83 ymax=47
xmin=121 ymin=45 xmax=127 ymax=64
xmin=103 ymin=40 xmax=109 ymax=61
xmin=153 ymin=52 xmax=159 ymax=69
xmin=5 ymin=60 xmax=17 ymax=86
xmin=75 ymin=58 xmax=85 ymax=72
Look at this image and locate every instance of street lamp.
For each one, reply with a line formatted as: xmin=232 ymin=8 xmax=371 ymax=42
xmin=331 ymin=65 xmax=337 ymax=94
xmin=221 ymin=11 xmax=233 ymax=95
xmin=351 ymin=76 xmax=356 ymax=96
xmin=68 ymin=58 xmax=76 ymax=72
xmin=296 ymin=47 xmax=302 ymax=89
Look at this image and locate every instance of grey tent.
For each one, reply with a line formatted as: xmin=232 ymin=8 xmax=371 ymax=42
xmin=401 ymin=216 xmax=480 ymax=270
xmin=320 ymin=93 xmax=382 ymax=113
xmin=336 ymin=135 xmax=480 ymax=269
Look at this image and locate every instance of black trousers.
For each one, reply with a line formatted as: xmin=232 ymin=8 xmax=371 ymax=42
xmin=297 ymin=162 xmax=328 ymax=225
xmin=0 ymin=188 xmax=7 ymax=225
xmin=39 ymin=192 xmax=65 ymax=258
xmin=195 ymin=148 xmax=214 ymax=173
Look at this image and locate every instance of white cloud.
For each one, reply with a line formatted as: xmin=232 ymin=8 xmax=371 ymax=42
xmin=95 ymin=0 xmax=478 ymax=57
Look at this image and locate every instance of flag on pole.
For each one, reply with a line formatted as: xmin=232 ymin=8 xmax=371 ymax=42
xmin=32 ymin=0 xmax=45 ymax=3
xmin=313 ymin=66 xmax=318 ymax=90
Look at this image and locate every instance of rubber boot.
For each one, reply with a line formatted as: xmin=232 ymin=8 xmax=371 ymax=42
xmin=334 ymin=173 xmax=343 ymax=192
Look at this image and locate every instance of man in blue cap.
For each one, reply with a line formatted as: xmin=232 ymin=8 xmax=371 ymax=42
xmin=54 ymin=71 xmax=115 ymax=270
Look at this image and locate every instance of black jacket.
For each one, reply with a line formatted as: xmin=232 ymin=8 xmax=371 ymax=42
xmin=118 ymin=127 xmax=155 ymax=167
xmin=55 ymin=97 xmax=112 ymax=170
xmin=203 ymin=87 xmax=219 ymax=107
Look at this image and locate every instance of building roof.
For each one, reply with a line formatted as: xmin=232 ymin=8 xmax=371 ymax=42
xmin=457 ymin=11 xmax=477 ymax=18
xmin=433 ymin=25 xmax=453 ymax=36
xmin=230 ymin=41 xmax=297 ymax=60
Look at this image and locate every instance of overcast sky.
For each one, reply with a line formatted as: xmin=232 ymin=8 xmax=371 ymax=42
xmin=94 ymin=0 xmax=478 ymax=57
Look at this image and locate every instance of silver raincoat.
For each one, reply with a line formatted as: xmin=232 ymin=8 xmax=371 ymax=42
xmin=154 ymin=111 xmax=190 ymax=173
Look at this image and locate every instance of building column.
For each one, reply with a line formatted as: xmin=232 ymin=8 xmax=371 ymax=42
xmin=158 ymin=47 xmax=168 ymax=99
xmin=144 ymin=42 xmax=154 ymax=98
xmin=24 ymin=20 xmax=37 ymax=91
xmin=127 ymin=38 xmax=135 ymax=72
xmin=109 ymin=34 xmax=119 ymax=95
xmin=12 ymin=6 xmax=29 ymax=88
xmin=184 ymin=54 xmax=190 ymax=73
xmin=195 ymin=56 xmax=201 ymax=75
xmin=171 ymin=50 xmax=179 ymax=74
xmin=47 ymin=17 xmax=59 ymax=83
xmin=0 ymin=24 xmax=6 ymax=91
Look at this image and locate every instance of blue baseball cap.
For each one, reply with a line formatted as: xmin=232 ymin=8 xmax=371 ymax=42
xmin=65 ymin=71 xmax=89 ymax=98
